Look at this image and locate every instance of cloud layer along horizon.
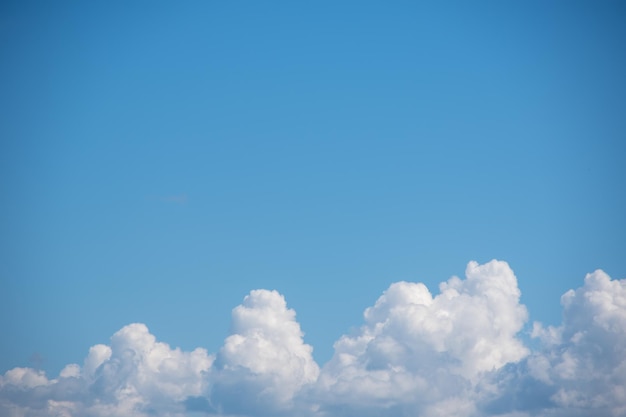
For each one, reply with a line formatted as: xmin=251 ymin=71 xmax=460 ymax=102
xmin=2 ymin=260 xmax=625 ymax=417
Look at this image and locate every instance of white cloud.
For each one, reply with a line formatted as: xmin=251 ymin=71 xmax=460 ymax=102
xmin=497 ymin=269 xmax=626 ymax=417
xmin=209 ymin=289 xmax=319 ymax=416
xmin=83 ymin=344 xmax=112 ymax=379
xmin=1 ymin=261 xmax=625 ymax=417
xmin=0 ymin=323 xmax=213 ymax=417
xmin=1 ymin=367 xmax=49 ymax=389
xmin=311 ymin=259 xmax=529 ymax=417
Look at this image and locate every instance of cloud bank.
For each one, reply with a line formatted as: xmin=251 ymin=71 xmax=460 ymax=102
xmin=1 ymin=260 xmax=624 ymax=417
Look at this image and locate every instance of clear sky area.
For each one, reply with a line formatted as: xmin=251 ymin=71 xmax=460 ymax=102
xmin=1 ymin=2 xmax=625 ymax=416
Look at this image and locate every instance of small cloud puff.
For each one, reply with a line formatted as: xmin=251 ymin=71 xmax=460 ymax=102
xmin=1 ymin=260 xmax=625 ymax=417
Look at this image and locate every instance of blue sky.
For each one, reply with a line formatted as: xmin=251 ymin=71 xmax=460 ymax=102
xmin=1 ymin=2 xmax=625 ymax=415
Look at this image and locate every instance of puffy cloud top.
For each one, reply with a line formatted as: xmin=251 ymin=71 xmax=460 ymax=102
xmin=0 ymin=323 xmax=213 ymax=417
xmin=211 ymin=289 xmax=319 ymax=415
xmin=314 ymin=259 xmax=529 ymax=417
xmin=1 ymin=261 xmax=625 ymax=417
xmin=1 ymin=368 xmax=49 ymax=389
xmin=523 ymin=270 xmax=626 ymax=416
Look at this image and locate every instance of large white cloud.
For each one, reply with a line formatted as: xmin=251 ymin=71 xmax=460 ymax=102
xmin=209 ymin=289 xmax=319 ymax=416
xmin=537 ymin=269 xmax=626 ymax=413
xmin=0 ymin=323 xmax=213 ymax=417
xmin=311 ymin=259 xmax=529 ymax=417
xmin=486 ymin=269 xmax=626 ymax=417
xmin=1 ymin=261 xmax=625 ymax=417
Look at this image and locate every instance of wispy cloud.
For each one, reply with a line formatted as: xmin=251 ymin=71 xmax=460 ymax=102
xmin=159 ymin=193 xmax=188 ymax=205
xmin=1 ymin=260 xmax=624 ymax=417
xmin=147 ymin=193 xmax=189 ymax=205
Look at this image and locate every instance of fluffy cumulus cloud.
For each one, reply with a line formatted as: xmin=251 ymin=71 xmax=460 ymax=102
xmin=312 ymin=260 xmax=529 ymax=417
xmin=486 ymin=269 xmax=626 ymax=417
xmin=1 ymin=260 xmax=625 ymax=417
xmin=0 ymin=323 xmax=213 ymax=417
xmin=209 ymin=289 xmax=319 ymax=416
